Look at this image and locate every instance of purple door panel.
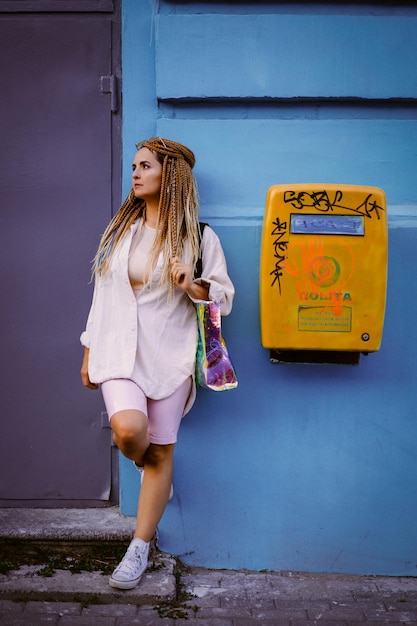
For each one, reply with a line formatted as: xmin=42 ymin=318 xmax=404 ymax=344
xmin=0 ymin=8 xmax=120 ymax=503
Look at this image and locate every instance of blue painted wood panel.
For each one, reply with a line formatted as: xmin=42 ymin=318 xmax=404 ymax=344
xmin=156 ymin=118 xmax=417 ymax=213
xmin=156 ymin=14 xmax=417 ymax=99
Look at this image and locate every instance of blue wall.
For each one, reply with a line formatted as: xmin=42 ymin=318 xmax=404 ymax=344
xmin=120 ymin=0 xmax=417 ymax=576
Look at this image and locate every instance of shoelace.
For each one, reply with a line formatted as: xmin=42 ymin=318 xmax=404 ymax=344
xmin=115 ymin=544 xmax=146 ymax=575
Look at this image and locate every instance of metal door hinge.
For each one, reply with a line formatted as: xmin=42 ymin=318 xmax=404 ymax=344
xmin=101 ymin=75 xmax=118 ymax=113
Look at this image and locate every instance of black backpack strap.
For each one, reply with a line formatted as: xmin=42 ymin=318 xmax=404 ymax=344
xmin=194 ymin=221 xmax=208 ymax=279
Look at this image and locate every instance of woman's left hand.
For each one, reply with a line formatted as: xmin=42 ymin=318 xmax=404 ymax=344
xmin=171 ymin=256 xmax=210 ymax=300
xmin=170 ymin=256 xmax=193 ymax=291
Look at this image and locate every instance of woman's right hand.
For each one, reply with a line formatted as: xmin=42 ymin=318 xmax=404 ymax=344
xmin=80 ymin=347 xmax=99 ymax=390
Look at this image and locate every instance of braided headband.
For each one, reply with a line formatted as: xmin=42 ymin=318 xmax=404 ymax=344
xmin=135 ymin=137 xmax=195 ymax=169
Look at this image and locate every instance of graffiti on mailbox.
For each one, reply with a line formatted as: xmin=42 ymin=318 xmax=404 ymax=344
xmin=308 ymin=255 xmax=341 ymax=288
xmin=270 ymin=216 xmax=288 ymax=295
xmin=282 ymin=189 xmax=384 ymax=220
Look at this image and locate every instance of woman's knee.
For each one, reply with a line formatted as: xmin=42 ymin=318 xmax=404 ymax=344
xmin=145 ymin=443 xmax=175 ymax=468
xmin=111 ymin=410 xmax=148 ymax=448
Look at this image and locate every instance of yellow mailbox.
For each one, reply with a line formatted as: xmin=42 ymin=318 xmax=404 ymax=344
xmin=260 ymin=184 xmax=387 ymax=363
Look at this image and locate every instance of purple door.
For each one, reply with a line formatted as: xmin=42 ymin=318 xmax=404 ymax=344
xmin=0 ymin=2 xmax=121 ymax=504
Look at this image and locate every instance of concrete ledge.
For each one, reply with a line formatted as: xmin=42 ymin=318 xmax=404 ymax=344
xmin=0 ymin=507 xmax=136 ymax=542
xmin=0 ymin=508 xmax=176 ymax=605
xmin=0 ymin=556 xmax=176 ymax=605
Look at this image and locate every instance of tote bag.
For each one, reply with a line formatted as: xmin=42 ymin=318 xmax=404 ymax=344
xmin=195 ymin=299 xmax=238 ymax=391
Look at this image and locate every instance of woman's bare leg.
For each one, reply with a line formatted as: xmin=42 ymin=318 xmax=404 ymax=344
xmin=108 ymin=416 xmax=175 ymax=589
xmin=110 ymin=412 xmax=174 ymax=541
xmin=134 ymin=443 xmax=175 ymax=542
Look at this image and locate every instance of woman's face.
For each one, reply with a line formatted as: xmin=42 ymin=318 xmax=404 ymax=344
xmin=132 ymin=147 xmax=163 ymax=204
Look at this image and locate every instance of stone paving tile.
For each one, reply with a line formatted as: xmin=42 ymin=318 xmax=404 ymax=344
xmin=219 ymin=572 xmax=248 ymax=584
xmin=185 ymin=620 xmax=233 ymax=626
xmin=242 ymin=573 xmax=270 ymax=587
xmin=183 ymin=571 xmax=225 ymax=608
xmin=358 ymin=621 xmax=416 ymax=625
xmin=233 ymin=618 xmax=292 ymax=626
xmin=244 ymin=596 xmax=276 ymax=610
xmin=290 ymin=618 xmax=348 ymax=626
xmin=219 ymin=594 xmax=250 ymax=608
xmin=58 ymin=617 xmax=116 ymax=626
xmin=343 ymin=600 xmax=386 ymax=612
xmin=299 ymin=581 xmax=375 ymax=601
xmin=375 ymin=579 xmax=417 ymax=593
xmin=252 ymin=607 xmax=309 ymax=620
xmin=0 ymin=600 xmax=25 ymax=613
xmin=384 ymin=600 xmax=416 ymax=611
xmin=0 ymin=614 xmax=59 ymax=625
xmin=183 ymin=571 xmax=224 ymax=587
xmin=274 ymin=599 xmax=332 ymax=610
xmin=188 ymin=593 xmax=221 ymax=608
xmin=365 ymin=602 xmax=409 ymax=617
xmin=403 ymin=591 xmax=417 ymax=600
xmin=308 ymin=606 xmax=366 ymax=621
xmin=25 ymin=601 xmax=82 ymax=615
xmin=118 ymin=609 xmax=175 ymax=625
xmin=80 ymin=603 xmax=138 ymax=617
xmin=362 ymin=611 xmax=417 ymax=623
xmin=185 ymin=606 xmax=252 ymax=619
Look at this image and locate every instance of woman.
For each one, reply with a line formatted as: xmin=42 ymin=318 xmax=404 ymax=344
xmin=80 ymin=137 xmax=234 ymax=590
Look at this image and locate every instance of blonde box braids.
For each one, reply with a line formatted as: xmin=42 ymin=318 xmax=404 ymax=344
xmin=92 ymin=137 xmax=201 ymax=296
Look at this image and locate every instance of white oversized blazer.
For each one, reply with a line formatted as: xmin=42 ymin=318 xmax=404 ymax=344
xmin=81 ymin=222 xmax=234 ymax=412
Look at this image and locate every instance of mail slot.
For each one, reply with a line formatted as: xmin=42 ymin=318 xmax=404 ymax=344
xmin=260 ymin=184 xmax=388 ymax=363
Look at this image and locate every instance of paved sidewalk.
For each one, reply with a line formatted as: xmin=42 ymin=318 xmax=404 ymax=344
xmin=1 ymin=508 xmax=416 ymax=624
xmin=1 ymin=568 xmax=417 ymax=625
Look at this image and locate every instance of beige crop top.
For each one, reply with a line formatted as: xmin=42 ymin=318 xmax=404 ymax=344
xmin=128 ymin=222 xmax=156 ymax=291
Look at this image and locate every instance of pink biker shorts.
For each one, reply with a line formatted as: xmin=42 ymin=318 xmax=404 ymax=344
xmin=101 ymin=377 xmax=192 ymax=445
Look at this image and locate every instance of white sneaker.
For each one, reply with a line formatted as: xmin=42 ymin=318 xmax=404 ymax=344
xmin=109 ymin=538 xmax=149 ymax=590
xmin=133 ymin=462 xmax=144 ymax=477
xmin=132 ymin=461 xmax=174 ymax=501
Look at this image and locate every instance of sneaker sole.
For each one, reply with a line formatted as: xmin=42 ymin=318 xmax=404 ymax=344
xmin=108 ymin=574 xmax=143 ymax=590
